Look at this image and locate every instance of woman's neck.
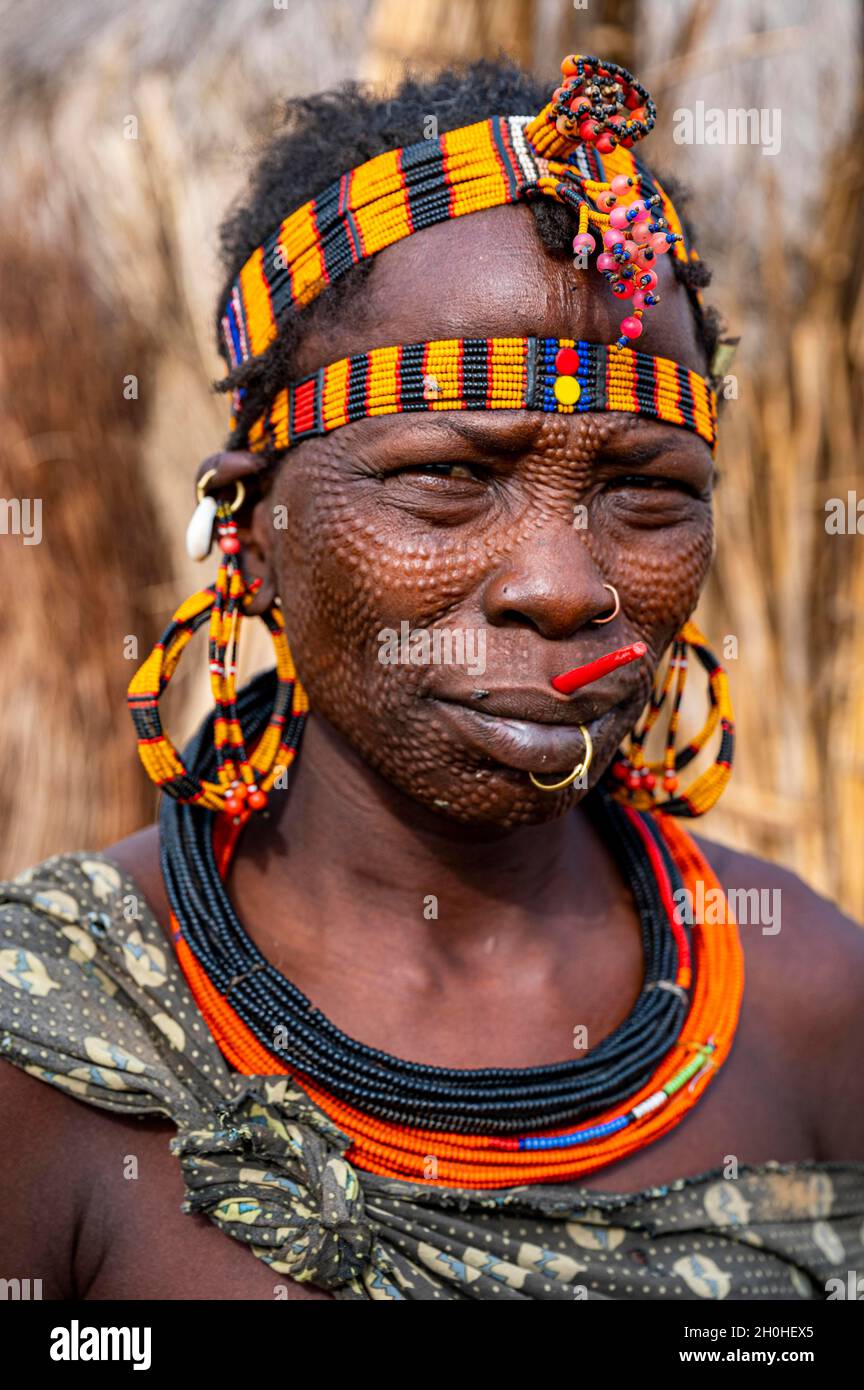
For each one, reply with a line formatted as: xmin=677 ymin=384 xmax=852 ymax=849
xmin=234 ymin=714 xmax=629 ymax=958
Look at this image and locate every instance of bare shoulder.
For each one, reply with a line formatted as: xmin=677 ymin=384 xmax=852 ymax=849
xmin=103 ymin=822 xmax=170 ymax=935
xmin=693 ymin=833 xmax=864 ymax=1160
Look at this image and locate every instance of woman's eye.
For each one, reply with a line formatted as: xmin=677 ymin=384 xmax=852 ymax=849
xmin=613 ymin=474 xmax=674 ymax=490
xmin=608 ymin=474 xmax=702 ymax=499
xmin=389 ymin=462 xmax=484 ymax=482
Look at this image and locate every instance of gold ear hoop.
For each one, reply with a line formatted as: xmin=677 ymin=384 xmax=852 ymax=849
xmin=591 ymin=583 xmax=621 ymax=625
xmin=529 ymin=726 xmax=593 ymax=791
xmin=197 ymin=468 xmax=246 ymax=513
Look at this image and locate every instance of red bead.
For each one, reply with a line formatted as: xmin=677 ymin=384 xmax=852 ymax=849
xmin=247 ymin=788 xmax=268 ymax=811
xmin=232 ymin=783 xmax=248 ymax=802
xmin=220 ymin=534 xmax=241 ymax=554
xmin=612 ymin=761 xmax=630 ymax=783
xmin=554 ymin=347 xmax=580 ymax=375
xmin=663 ymin=773 xmax=679 ymax=793
xmin=223 ymin=795 xmax=242 ymax=817
xmin=643 ymin=772 xmax=656 ymax=791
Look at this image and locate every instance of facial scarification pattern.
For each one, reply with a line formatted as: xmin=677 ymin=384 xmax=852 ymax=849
xmin=254 ymin=206 xmax=714 ymax=829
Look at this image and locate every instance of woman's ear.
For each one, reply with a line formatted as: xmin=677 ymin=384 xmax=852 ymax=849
xmin=237 ymin=481 xmax=280 ymax=615
xmin=192 ymin=450 xmax=279 ymax=615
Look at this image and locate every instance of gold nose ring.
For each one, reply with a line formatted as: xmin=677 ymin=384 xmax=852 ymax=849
xmin=591 ymin=583 xmax=621 ymax=625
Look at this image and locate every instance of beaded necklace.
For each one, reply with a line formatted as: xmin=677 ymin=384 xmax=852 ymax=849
xmin=160 ymin=673 xmax=744 ymax=1188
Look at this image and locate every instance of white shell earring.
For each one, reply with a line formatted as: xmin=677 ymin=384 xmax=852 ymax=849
xmin=185 ymin=493 xmax=218 ymax=561
xmin=185 ymin=467 xmax=246 ymax=562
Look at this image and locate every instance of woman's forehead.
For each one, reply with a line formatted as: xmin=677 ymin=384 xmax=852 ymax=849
xmin=292 ymin=202 xmax=705 ymax=379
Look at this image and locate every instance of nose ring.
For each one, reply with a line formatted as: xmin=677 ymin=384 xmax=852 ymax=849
xmin=591 ymin=583 xmax=621 ymax=626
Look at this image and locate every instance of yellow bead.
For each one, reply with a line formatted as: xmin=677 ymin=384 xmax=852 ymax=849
xmin=553 ymin=375 xmax=581 ymax=406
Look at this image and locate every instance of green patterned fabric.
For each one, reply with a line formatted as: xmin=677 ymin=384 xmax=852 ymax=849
xmin=1 ymin=851 xmax=862 ymax=1301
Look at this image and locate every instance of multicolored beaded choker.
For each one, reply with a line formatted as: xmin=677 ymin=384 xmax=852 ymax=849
xmin=159 ymin=673 xmax=744 ymax=1189
xmin=220 ymin=53 xmax=713 ymax=457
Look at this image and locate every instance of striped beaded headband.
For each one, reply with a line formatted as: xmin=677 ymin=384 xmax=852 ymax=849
xmin=246 ymin=335 xmax=718 ymax=454
xmin=221 ymin=55 xmax=710 ymax=450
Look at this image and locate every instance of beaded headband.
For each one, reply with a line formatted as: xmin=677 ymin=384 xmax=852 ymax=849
xmin=220 ymin=55 xmax=714 ymax=453
xmin=248 ymin=335 xmax=717 ymax=453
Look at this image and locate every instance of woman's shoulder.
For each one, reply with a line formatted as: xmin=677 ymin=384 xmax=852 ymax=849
xmin=692 ymin=830 xmax=864 ymax=967
xmin=101 ymin=823 xmax=170 ymax=937
xmin=693 ymin=832 xmax=864 ymax=1159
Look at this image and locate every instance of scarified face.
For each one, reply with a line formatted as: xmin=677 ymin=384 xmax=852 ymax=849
xmin=250 ymin=202 xmax=714 ymax=827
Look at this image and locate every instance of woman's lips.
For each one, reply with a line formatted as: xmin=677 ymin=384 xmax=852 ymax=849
xmin=432 ymin=701 xmax=600 ymax=773
xmin=428 ymin=641 xmax=649 ymax=774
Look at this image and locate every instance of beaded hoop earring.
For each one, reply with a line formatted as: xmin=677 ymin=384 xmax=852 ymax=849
xmin=128 ymin=485 xmax=308 ymax=814
xmin=608 ymin=621 xmax=734 ymax=817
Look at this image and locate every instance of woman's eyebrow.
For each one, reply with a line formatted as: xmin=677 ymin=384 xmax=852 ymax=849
xmin=372 ymin=411 xmax=544 ymax=458
xmin=598 ymin=433 xmax=713 ymax=473
xmin=599 ymin=438 xmax=667 ymax=467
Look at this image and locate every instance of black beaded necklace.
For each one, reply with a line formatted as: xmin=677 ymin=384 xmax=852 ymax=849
xmin=160 ymin=671 xmax=691 ymax=1135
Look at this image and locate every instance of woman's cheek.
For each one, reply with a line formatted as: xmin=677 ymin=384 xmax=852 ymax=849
xmin=582 ymin=506 xmax=713 ymax=644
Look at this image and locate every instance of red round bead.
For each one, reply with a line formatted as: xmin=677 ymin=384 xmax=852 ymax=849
xmin=219 ymin=534 xmax=241 ymax=554
xmin=247 ymin=788 xmax=268 ymax=811
xmin=554 ymin=347 xmax=580 ymax=376
xmin=663 ymin=773 xmax=679 ymax=793
xmin=223 ymin=795 xmax=242 ymax=817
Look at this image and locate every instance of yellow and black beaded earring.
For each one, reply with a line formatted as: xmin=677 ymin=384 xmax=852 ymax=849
xmin=608 ymin=621 xmax=734 ymax=817
xmin=127 ymin=473 xmax=308 ymax=815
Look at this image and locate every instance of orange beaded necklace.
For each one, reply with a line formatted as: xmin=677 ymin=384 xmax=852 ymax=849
xmin=168 ymin=804 xmax=743 ymax=1189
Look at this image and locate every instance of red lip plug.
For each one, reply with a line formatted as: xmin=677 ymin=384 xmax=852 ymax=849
xmin=551 ymin=640 xmax=648 ymax=695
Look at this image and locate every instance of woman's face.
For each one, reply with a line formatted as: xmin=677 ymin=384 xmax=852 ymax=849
xmin=257 ymin=202 xmax=714 ymax=827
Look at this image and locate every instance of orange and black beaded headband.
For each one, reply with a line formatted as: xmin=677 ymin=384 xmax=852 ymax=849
xmin=221 ymin=55 xmax=716 ymax=452
xmin=248 ymin=336 xmax=717 ymax=452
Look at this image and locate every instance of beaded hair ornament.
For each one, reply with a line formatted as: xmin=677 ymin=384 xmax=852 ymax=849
xmin=129 ymin=54 xmax=733 ymax=820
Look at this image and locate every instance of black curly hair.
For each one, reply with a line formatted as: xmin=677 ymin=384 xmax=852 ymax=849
xmin=216 ymin=59 xmax=719 ymax=456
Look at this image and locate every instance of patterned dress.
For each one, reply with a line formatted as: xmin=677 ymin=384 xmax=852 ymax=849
xmin=1 ymin=851 xmax=862 ymax=1301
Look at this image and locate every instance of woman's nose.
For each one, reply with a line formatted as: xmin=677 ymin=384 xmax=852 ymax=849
xmin=481 ymin=525 xmax=616 ymax=641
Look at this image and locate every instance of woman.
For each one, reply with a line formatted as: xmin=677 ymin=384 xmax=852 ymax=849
xmin=1 ymin=54 xmax=863 ymax=1302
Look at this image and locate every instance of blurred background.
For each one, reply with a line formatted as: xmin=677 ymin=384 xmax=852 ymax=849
xmin=1 ymin=0 xmax=862 ymax=915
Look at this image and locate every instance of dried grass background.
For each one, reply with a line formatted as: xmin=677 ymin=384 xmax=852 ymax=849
xmin=0 ymin=0 xmax=861 ymax=918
